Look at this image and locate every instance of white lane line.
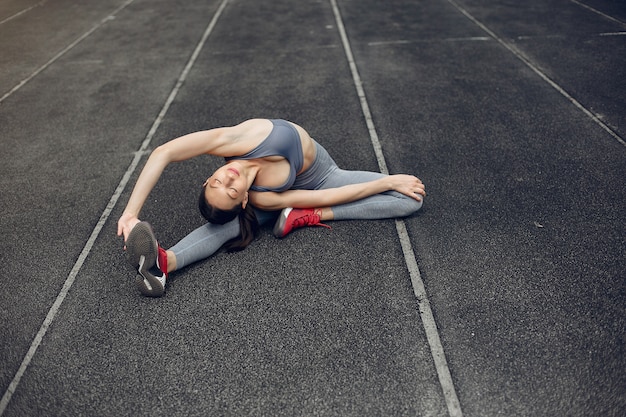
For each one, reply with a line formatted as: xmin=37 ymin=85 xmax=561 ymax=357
xmin=329 ymin=1 xmax=464 ymax=416
xmin=0 ymin=0 xmax=230 ymax=414
xmin=598 ymin=31 xmax=626 ymax=36
xmin=368 ymin=36 xmax=490 ymax=46
xmin=0 ymin=0 xmax=135 ymax=105
xmin=0 ymin=0 xmax=47 ymax=26
xmin=446 ymin=0 xmax=626 ymax=148
xmin=516 ymin=31 xmax=626 ymax=40
xmin=569 ymin=0 xmax=626 ymax=26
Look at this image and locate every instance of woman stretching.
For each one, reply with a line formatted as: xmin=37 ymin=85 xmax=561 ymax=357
xmin=117 ymin=119 xmax=426 ymax=297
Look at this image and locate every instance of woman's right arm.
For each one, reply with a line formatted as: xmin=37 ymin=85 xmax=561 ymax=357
xmin=117 ymin=146 xmax=171 ymax=240
xmin=117 ymin=119 xmax=266 ymax=240
xmin=116 ymin=127 xmax=238 ymax=241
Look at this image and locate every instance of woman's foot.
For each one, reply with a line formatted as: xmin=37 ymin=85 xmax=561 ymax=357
xmin=125 ymin=222 xmax=167 ymax=297
xmin=273 ymin=208 xmax=331 ymax=238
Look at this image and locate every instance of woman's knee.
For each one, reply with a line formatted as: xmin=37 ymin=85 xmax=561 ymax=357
xmin=398 ymin=195 xmax=423 ymax=217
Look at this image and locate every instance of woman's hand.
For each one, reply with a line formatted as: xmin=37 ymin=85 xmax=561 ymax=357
xmin=387 ymin=174 xmax=426 ymax=201
xmin=117 ymin=212 xmax=141 ymax=243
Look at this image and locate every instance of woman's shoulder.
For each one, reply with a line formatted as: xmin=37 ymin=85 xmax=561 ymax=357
xmin=218 ymin=119 xmax=273 ymax=156
xmin=225 ymin=119 xmax=270 ymax=140
xmin=230 ymin=118 xmax=312 ymax=146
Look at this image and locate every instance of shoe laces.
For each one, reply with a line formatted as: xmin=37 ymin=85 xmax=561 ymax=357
xmin=293 ymin=209 xmax=331 ymax=229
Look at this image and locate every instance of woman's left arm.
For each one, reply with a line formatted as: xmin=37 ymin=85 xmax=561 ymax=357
xmin=251 ymin=175 xmax=425 ymax=210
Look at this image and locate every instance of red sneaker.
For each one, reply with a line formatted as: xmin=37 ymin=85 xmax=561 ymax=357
xmin=273 ymin=208 xmax=331 ymax=238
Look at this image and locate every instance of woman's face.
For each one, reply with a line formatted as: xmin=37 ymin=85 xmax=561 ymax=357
xmin=203 ymin=162 xmax=249 ymax=210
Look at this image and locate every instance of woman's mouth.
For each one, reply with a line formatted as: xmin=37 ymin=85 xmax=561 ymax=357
xmin=227 ymin=167 xmax=240 ymax=176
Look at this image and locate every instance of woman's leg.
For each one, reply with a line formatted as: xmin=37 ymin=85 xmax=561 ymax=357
xmin=274 ymin=141 xmax=423 ymax=237
xmin=167 ymin=209 xmax=278 ymax=271
xmin=167 ymin=219 xmax=239 ymax=270
xmin=273 ymin=167 xmax=423 ymax=238
xmin=292 ymin=142 xmax=422 ymax=220
xmin=321 ymin=169 xmax=423 ymax=220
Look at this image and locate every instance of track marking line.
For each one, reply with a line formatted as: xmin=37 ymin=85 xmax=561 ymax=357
xmin=329 ymin=1 xmax=464 ymax=416
xmin=598 ymin=31 xmax=626 ymax=36
xmin=516 ymin=31 xmax=626 ymax=40
xmin=0 ymin=0 xmax=230 ymax=414
xmin=368 ymin=36 xmax=490 ymax=46
xmin=0 ymin=0 xmax=135 ymax=105
xmin=569 ymin=0 xmax=626 ymax=26
xmin=446 ymin=0 xmax=626 ymax=148
xmin=0 ymin=0 xmax=48 ymax=26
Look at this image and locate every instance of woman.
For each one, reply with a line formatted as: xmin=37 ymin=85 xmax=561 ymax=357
xmin=118 ymin=118 xmax=426 ymax=297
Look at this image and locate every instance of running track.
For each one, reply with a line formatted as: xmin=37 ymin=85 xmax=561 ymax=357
xmin=1 ymin=0 xmax=624 ymax=415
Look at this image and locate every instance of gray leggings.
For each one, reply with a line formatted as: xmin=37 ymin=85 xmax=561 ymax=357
xmin=170 ymin=141 xmax=422 ymax=269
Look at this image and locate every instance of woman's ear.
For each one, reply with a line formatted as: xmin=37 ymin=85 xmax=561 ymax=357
xmin=203 ymin=178 xmax=210 ymax=187
xmin=242 ymin=192 xmax=249 ymax=209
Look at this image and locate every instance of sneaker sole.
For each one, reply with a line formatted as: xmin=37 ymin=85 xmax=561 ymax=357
xmin=125 ymin=222 xmax=165 ymax=297
xmin=135 ymin=271 xmax=165 ymax=298
xmin=272 ymin=207 xmax=293 ymax=238
xmin=125 ymin=222 xmax=158 ymax=270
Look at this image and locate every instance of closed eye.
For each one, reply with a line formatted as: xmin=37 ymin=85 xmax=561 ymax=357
xmin=212 ymin=178 xmax=238 ymax=199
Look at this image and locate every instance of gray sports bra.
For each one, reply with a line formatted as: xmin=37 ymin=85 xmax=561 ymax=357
xmin=226 ymin=119 xmax=304 ymax=192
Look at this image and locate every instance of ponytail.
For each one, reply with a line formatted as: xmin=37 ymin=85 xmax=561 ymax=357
xmin=198 ymin=187 xmax=259 ymax=252
xmin=226 ymin=204 xmax=259 ymax=252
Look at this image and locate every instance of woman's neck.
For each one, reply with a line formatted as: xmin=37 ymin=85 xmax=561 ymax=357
xmin=239 ymin=159 xmax=261 ymax=190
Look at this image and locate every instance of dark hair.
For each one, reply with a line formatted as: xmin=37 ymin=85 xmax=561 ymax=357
xmin=198 ymin=186 xmax=259 ymax=252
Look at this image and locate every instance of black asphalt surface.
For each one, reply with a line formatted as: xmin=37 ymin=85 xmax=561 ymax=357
xmin=1 ymin=0 xmax=624 ymax=416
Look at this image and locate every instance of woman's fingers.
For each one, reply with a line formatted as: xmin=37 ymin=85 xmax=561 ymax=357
xmin=392 ymin=175 xmax=425 ymax=201
xmin=117 ymin=215 xmax=141 ymax=243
